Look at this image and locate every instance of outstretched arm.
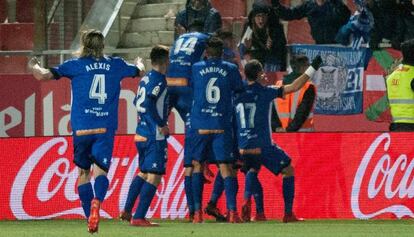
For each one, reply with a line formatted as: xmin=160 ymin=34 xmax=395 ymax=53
xmin=283 ymin=56 xmax=322 ymax=95
xmin=27 ymin=57 xmax=54 ymax=81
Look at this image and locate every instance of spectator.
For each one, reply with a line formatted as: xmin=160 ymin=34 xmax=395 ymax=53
xmin=272 ymin=0 xmax=351 ymax=44
xmin=239 ymin=4 xmax=287 ymax=72
xmin=335 ymin=0 xmax=374 ymax=49
xmin=174 ymin=0 xmax=222 ymax=39
xmin=394 ymin=0 xmax=414 ymax=49
xmin=272 ymin=55 xmax=316 ymax=132
xmin=366 ymin=0 xmax=399 ymax=49
xmin=386 ymin=39 xmax=414 ymax=131
xmin=216 ymin=30 xmax=243 ymax=69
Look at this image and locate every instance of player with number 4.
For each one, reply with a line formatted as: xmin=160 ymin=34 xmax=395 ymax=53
xmin=28 ymin=29 xmax=145 ymax=233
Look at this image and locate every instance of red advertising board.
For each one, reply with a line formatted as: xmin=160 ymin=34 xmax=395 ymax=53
xmin=1 ymin=132 xmax=413 ymax=220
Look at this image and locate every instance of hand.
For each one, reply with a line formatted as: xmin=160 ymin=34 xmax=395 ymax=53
xmin=311 ymin=55 xmax=323 ymax=71
xmin=27 ymin=57 xmax=40 ymax=71
xmin=244 ymin=37 xmax=252 ymax=49
xmin=175 ymin=24 xmax=186 ymax=36
xmin=134 ymin=57 xmax=146 ymax=77
xmin=266 ymin=37 xmax=272 ymax=49
xmin=159 ymin=125 xmax=169 ymax=136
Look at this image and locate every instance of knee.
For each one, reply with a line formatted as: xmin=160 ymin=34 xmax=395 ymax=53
xmin=282 ymin=165 xmax=294 ymax=177
xmin=146 ymin=173 xmax=162 ymax=186
xmin=192 ymin=160 xmax=203 ymax=173
xmin=78 ymin=168 xmax=91 ymax=185
xmin=219 ymin=164 xmax=233 ymax=178
xmin=184 ymin=167 xmax=193 ymax=176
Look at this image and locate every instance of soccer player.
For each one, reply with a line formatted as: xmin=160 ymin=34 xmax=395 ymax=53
xmin=234 ymin=57 xmax=322 ymax=223
xmin=27 ymin=29 xmax=145 ymax=233
xmin=167 ymin=20 xmax=209 ymax=221
xmin=190 ymin=37 xmax=244 ymax=223
xmin=119 ymin=45 xmax=170 ymax=226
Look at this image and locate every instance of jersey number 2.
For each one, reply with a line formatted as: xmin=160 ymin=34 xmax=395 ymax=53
xmin=89 ymin=74 xmax=107 ymax=104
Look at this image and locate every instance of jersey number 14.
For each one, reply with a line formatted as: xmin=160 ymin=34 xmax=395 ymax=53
xmin=89 ymin=74 xmax=107 ymax=104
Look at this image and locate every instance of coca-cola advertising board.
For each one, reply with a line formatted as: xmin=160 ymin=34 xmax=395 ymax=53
xmin=0 ymin=132 xmax=413 ymax=220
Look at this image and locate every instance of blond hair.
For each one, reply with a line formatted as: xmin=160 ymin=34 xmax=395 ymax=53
xmin=78 ymin=29 xmax=104 ymax=58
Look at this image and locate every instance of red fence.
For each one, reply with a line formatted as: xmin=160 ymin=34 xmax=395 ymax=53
xmin=1 ymin=132 xmax=413 ymax=220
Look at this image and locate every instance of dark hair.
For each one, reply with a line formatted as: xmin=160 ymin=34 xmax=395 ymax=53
xmin=79 ymin=29 xmax=104 ymax=58
xmin=215 ymin=30 xmax=234 ymax=40
xmin=401 ymin=39 xmax=414 ymax=66
xmin=150 ymin=45 xmax=170 ymax=65
xmin=188 ymin=20 xmax=205 ymax=32
xmin=206 ymin=37 xmax=224 ymax=58
xmin=290 ymin=55 xmax=309 ymax=72
xmin=244 ymin=59 xmax=263 ymax=81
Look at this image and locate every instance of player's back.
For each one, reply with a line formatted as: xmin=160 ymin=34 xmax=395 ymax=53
xmin=51 ymin=56 xmax=138 ymax=131
xmin=136 ymin=70 xmax=168 ymax=140
xmin=191 ymin=58 xmax=243 ymax=130
xmin=235 ymin=83 xmax=283 ymax=149
xmin=167 ymin=32 xmax=209 ymax=80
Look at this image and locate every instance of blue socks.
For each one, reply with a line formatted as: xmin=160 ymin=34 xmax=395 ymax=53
xmin=283 ymin=176 xmax=295 ymax=215
xmin=252 ymin=174 xmax=264 ymax=214
xmin=124 ymin=175 xmax=146 ymax=212
xmin=192 ymin=172 xmax=204 ymax=211
xmin=78 ymin=182 xmax=94 ymax=218
xmin=94 ymin=175 xmax=109 ymax=202
xmin=184 ymin=175 xmax=194 ymax=214
xmin=134 ymin=182 xmax=157 ymax=219
xmin=244 ymin=172 xmax=255 ymax=201
xmin=224 ymin=176 xmax=238 ymax=211
xmin=210 ymin=171 xmax=224 ymax=204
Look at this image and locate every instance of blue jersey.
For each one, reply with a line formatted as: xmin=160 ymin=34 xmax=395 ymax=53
xmin=190 ymin=58 xmax=243 ymax=130
xmin=50 ymin=56 xmax=138 ymax=131
xmin=135 ymin=70 xmax=169 ymax=140
xmin=167 ymin=32 xmax=209 ymax=81
xmin=234 ymin=83 xmax=284 ymax=149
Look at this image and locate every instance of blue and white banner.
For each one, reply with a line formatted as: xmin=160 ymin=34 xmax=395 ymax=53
xmin=290 ymin=44 xmax=371 ymax=115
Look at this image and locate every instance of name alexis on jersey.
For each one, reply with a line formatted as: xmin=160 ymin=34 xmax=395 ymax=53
xmin=85 ymin=62 xmax=111 ymax=72
xmin=199 ymin=66 xmax=228 ymax=77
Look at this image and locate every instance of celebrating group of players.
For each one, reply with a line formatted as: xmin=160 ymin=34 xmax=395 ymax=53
xmin=28 ymin=21 xmax=322 ymax=233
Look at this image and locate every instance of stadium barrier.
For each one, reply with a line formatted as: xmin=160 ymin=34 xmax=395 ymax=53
xmin=1 ymin=132 xmax=413 ymax=220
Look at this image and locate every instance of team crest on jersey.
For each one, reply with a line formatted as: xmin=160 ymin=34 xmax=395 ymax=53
xmin=152 ymin=86 xmax=161 ymax=96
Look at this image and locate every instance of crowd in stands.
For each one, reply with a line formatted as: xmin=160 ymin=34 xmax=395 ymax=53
xmin=175 ymin=0 xmax=414 ymax=56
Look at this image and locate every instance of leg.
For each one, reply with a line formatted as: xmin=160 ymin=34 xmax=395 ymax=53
xmin=191 ymin=160 xmax=204 ymax=223
xmin=204 ymin=170 xmax=226 ymax=222
xmin=131 ymin=173 xmax=161 ymax=227
xmin=184 ymin=166 xmax=195 ymax=221
xmin=281 ymin=165 xmax=302 ymax=223
xmin=219 ymin=163 xmax=240 ymax=223
xmin=120 ymin=172 xmax=147 ymax=221
xmin=77 ymin=168 xmax=93 ymax=218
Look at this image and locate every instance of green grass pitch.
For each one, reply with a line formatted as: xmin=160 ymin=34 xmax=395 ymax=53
xmin=1 ymin=219 xmax=414 ymax=237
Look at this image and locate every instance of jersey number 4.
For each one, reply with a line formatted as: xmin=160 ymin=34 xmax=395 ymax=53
xmin=89 ymin=74 xmax=107 ymax=104
xmin=236 ymin=103 xmax=256 ymax=128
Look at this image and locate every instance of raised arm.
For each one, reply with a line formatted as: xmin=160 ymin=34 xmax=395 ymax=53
xmin=283 ymin=56 xmax=322 ymax=95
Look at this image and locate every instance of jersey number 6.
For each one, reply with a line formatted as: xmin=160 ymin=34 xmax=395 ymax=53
xmin=206 ymin=77 xmax=220 ymax=104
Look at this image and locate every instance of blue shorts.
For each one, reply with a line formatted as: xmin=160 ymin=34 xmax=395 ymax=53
xmin=184 ymin=128 xmax=216 ymax=167
xmin=168 ymin=86 xmax=192 ymax=121
xmin=136 ymin=139 xmax=168 ymax=175
xmin=242 ymin=144 xmax=291 ymax=175
xmin=73 ymin=130 xmax=115 ymax=172
xmin=191 ymin=130 xmax=234 ymax=164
